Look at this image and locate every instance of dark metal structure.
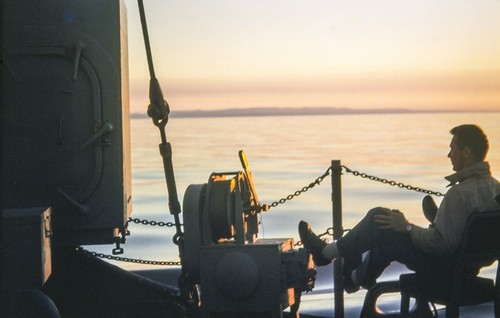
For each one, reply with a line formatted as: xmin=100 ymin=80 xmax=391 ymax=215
xmin=0 ymin=0 xmax=131 ymax=247
xmin=182 ymin=151 xmax=316 ymax=317
xmin=0 ymin=1 xmax=318 ymax=317
xmin=0 ymin=0 xmax=133 ymax=316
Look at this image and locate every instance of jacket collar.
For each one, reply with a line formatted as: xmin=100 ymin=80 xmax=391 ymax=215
xmin=445 ymin=161 xmax=491 ymax=186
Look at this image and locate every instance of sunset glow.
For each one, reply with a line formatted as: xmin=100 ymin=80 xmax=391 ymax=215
xmin=125 ymin=0 xmax=500 ymax=113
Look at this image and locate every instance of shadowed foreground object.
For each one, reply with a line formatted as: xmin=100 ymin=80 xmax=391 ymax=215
xmin=43 ymin=248 xmax=185 ymax=318
xmin=400 ymin=210 xmax=500 ymax=318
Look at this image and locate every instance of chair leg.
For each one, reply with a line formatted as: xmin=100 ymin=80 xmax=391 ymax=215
xmin=400 ymin=292 xmax=410 ymax=318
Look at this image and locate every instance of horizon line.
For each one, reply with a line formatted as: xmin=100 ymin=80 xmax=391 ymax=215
xmin=130 ymin=106 xmax=499 ymax=119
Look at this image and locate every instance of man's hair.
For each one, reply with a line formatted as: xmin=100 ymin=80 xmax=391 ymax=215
xmin=450 ymin=124 xmax=489 ymax=161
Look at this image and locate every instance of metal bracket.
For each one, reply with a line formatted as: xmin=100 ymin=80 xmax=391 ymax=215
xmin=79 ymin=122 xmax=113 ymax=150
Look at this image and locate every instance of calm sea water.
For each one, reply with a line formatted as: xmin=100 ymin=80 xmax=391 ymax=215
xmin=87 ymin=111 xmax=499 ymax=315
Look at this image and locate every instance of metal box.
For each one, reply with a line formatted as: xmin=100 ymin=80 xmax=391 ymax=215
xmin=1 ymin=207 xmax=52 ymax=293
xmin=200 ymin=238 xmax=295 ymax=317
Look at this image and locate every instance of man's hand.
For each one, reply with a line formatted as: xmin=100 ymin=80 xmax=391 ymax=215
xmin=374 ymin=209 xmax=410 ymax=233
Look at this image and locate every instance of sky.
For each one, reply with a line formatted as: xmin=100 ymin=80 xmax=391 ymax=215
xmin=124 ymin=0 xmax=500 ymax=114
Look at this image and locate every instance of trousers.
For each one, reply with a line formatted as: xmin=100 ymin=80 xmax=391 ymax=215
xmin=336 ymin=207 xmax=454 ymax=286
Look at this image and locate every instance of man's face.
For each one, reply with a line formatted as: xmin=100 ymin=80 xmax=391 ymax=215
xmin=448 ymin=136 xmax=466 ymax=172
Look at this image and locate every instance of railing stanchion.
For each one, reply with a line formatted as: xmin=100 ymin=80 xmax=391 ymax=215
xmin=331 ymin=160 xmax=344 ymax=318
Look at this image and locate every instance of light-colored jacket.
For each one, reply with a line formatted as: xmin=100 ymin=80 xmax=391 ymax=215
xmin=411 ymin=162 xmax=500 ymax=255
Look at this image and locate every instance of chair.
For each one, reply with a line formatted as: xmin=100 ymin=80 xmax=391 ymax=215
xmin=400 ymin=209 xmax=500 ymax=318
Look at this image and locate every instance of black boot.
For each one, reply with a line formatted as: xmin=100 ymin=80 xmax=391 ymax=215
xmin=298 ymin=221 xmax=330 ymax=266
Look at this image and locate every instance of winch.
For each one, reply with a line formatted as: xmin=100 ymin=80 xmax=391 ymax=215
xmin=182 ymin=151 xmax=316 ymax=317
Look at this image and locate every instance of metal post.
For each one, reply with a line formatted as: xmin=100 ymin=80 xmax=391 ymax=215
xmin=331 ymin=160 xmax=344 ymax=318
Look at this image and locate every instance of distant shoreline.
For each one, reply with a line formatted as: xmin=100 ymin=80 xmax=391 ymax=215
xmin=130 ymin=107 xmax=498 ymax=119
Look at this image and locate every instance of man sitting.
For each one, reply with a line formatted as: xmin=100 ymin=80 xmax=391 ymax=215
xmin=299 ymin=124 xmax=500 ymax=293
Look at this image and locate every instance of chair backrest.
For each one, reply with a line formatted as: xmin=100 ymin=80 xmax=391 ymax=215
xmin=459 ymin=209 xmax=500 ymax=265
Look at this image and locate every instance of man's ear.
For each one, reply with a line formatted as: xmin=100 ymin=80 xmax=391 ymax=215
xmin=462 ymin=147 xmax=471 ymax=158
xmin=462 ymin=146 xmax=476 ymax=161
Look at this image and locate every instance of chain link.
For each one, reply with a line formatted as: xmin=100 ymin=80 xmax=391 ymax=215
xmin=269 ymin=166 xmax=332 ymax=208
xmin=342 ymin=165 xmax=444 ymax=197
xmin=78 ymin=247 xmax=181 ymax=266
xmin=127 ymin=217 xmax=180 ymax=228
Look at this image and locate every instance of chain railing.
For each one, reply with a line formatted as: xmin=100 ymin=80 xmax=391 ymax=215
xmin=342 ymin=165 xmax=445 ymax=197
xmin=269 ymin=166 xmax=333 ymax=208
xmin=127 ymin=217 xmax=179 ymax=228
xmin=87 ymin=164 xmax=444 ymax=265
xmin=78 ymin=247 xmax=181 ymax=266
